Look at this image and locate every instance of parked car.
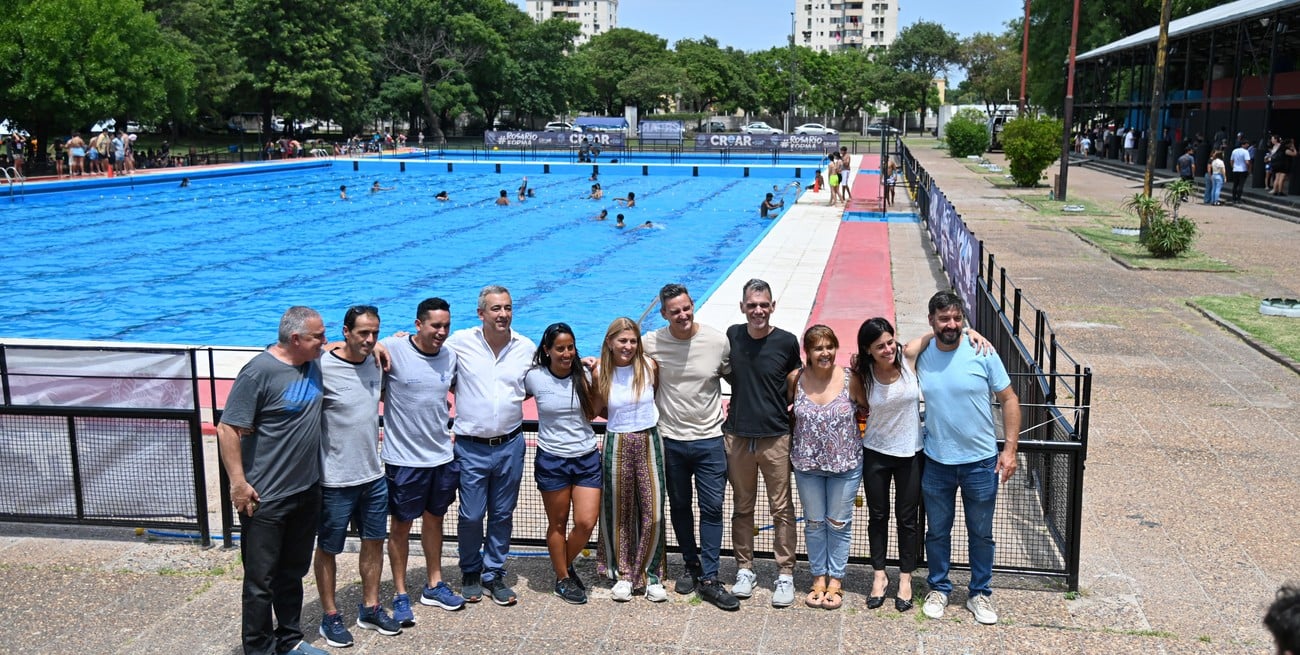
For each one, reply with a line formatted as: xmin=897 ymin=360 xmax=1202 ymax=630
xmin=544 ymin=122 xmax=582 ymax=133
xmin=740 ymin=121 xmax=782 ymax=135
xmin=794 ymin=123 xmax=837 ymax=136
xmin=865 ymin=122 xmax=901 ymax=136
xmin=695 ymin=121 xmax=729 ymax=133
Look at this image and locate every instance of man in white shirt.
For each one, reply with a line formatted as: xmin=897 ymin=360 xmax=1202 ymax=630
xmin=1123 ymin=128 xmax=1137 ymax=164
xmin=1230 ymin=139 xmax=1253 ymax=203
xmin=447 ymin=285 xmax=536 ymax=607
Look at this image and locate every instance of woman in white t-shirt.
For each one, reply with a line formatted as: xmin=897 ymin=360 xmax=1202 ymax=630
xmin=592 ymin=316 xmax=667 ymax=602
xmin=524 ymin=322 xmax=600 ymax=605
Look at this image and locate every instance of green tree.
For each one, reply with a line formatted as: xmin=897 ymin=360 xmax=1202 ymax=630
xmin=146 ymin=0 xmax=243 ymax=132
xmin=674 ymin=37 xmax=758 ymax=115
xmin=0 ymin=0 xmax=194 ymax=152
xmin=1001 ymin=114 xmax=1062 ymax=186
xmin=619 ymin=61 xmax=693 ymax=112
xmin=888 ymin=21 xmax=960 ymax=134
xmin=961 ymin=30 xmax=1021 ymax=115
xmin=507 ymin=18 xmax=584 ymax=125
xmin=574 ymin=28 xmax=670 ymax=114
xmin=231 ymin=0 xmax=381 ymax=137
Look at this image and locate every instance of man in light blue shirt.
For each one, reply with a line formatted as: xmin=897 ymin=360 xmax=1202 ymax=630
xmin=913 ymin=291 xmax=1020 ymax=626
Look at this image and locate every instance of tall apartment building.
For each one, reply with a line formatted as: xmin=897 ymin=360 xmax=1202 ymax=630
xmin=795 ymin=0 xmax=899 ymax=52
xmin=524 ymin=0 xmax=618 ymax=46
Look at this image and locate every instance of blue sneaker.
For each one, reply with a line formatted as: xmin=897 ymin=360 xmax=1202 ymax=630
xmin=287 ymin=641 xmax=329 ymax=655
xmin=356 ymin=603 xmax=402 ymax=636
xmin=391 ymin=593 xmax=415 ymax=627
xmin=318 ymin=612 xmax=353 ymax=648
xmin=420 ymin=581 xmax=465 ymax=611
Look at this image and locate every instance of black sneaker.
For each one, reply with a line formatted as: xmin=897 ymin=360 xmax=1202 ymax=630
xmin=567 ymin=565 xmax=585 ymax=591
xmin=675 ymin=563 xmax=702 ymax=595
xmin=356 ymin=603 xmax=402 ymax=636
xmin=697 ymin=578 xmax=740 ymax=611
xmin=554 ymin=577 xmax=588 ymax=605
xmin=461 ymin=573 xmax=483 ymax=603
xmin=482 ymin=575 xmax=518 ymax=606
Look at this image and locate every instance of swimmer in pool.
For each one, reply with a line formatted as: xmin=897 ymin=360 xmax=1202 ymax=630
xmin=613 ymin=191 xmax=635 ymax=208
xmin=435 ymin=190 xmax=449 ymax=201
xmin=339 ymin=185 xmax=348 ymax=200
xmin=593 ymin=209 xmax=609 ymax=221
xmin=760 ymin=192 xmax=783 ymax=218
xmin=587 ymin=183 xmax=603 ymax=200
xmin=496 ymin=189 xmax=510 ymax=206
xmin=179 ymin=178 xmax=190 ymax=188
xmin=371 ymin=181 xmax=393 ymax=192
xmin=517 ymin=176 xmax=529 ymax=201
xmin=615 ymin=213 xmax=625 ymax=228
xmin=630 ymin=220 xmax=655 ymax=231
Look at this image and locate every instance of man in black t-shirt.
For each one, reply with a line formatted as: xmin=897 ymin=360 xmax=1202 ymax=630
xmin=722 ymin=278 xmax=802 ymax=608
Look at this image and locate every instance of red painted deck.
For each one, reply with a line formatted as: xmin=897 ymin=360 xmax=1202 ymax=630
xmin=804 ymin=222 xmax=895 ymax=366
xmin=844 ymin=152 xmax=883 ymax=212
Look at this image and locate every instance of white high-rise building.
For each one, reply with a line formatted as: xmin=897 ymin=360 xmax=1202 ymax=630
xmin=524 ymin=0 xmax=618 ymax=46
xmin=795 ymin=0 xmax=899 ymax=52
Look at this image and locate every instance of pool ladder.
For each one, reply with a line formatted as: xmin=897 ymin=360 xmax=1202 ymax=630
xmin=1 ymin=166 xmax=23 ymax=200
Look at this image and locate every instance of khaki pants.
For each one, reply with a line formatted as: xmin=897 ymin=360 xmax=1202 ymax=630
xmin=725 ymin=433 xmax=796 ymax=575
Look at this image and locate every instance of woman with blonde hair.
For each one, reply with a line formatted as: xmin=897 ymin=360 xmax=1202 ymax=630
xmin=593 ymin=317 xmax=667 ymax=602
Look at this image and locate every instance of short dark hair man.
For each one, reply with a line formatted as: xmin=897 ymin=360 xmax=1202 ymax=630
xmin=913 ymin=291 xmax=1021 ymax=626
xmin=314 ymin=305 xmax=402 ymax=647
xmin=1266 ymin=585 xmax=1300 ymax=655
xmin=380 ymin=297 xmax=466 ymax=624
xmin=641 ymin=283 xmax=739 ymax=611
xmin=1177 ymin=146 xmax=1197 ymax=182
xmin=217 ymin=306 xmax=329 ymax=655
xmin=723 ymin=278 xmax=802 ymax=608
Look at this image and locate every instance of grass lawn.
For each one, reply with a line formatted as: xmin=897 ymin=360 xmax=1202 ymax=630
xmin=1018 ymin=195 xmax=1117 ymax=216
xmin=1190 ymin=294 xmax=1300 ymax=363
xmin=1071 ymin=226 xmax=1236 ymax=272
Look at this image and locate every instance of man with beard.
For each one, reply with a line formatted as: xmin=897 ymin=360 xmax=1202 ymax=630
xmin=912 ymin=291 xmax=1020 ymax=626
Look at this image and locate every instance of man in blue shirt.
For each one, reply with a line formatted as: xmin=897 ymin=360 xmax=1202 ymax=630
xmin=912 ymin=291 xmax=1021 ymax=626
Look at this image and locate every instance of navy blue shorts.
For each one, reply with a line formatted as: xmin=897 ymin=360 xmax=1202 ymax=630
xmin=317 ymin=477 xmax=388 ymax=554
xmin=386 ymin=461 xmax=459 ymax=522
xmin=534 ymin=449 xmax=602 ymax=493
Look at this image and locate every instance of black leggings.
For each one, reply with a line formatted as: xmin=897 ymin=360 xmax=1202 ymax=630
xmin=861 ymin=448 xmax=923 ymax=572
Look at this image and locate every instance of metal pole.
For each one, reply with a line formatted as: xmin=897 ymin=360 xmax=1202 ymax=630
xmin=1019 ymin=0 xmax=1031 ymax=113
xmin=1142 ymin=0 xmax=1174 ymax=197
xmin=1056 ymin=0 xmax=1081 ymax=200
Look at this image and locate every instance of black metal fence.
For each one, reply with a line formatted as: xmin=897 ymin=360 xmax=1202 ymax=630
xmin=901 ymin=141 xmax=1092 ymax=590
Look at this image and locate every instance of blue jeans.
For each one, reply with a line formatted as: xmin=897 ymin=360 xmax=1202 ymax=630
xmin=662 ymin=436 xmax=727 ymax=580
xmin=921 ymin=455 xmax=997 ymax=597
xmin=1211 ymin=173 xmax=1225 ymax=204
xmin=793 ymin=467 xmax=861 ymax=579
xmin=1203 ymin=174 xmax=1214 ymax=203
xmin=455 ymin=435 xmax=525 ymax=582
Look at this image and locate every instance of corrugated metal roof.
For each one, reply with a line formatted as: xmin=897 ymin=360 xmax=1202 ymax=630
xmin=1077 ymin=0 xmax=1300 ymax=61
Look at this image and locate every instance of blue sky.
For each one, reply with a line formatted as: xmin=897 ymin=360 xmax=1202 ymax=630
xmin=510 ymin=0 xmax=1024 ymax=51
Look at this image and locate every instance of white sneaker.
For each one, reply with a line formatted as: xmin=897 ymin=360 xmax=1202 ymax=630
xmin=922 ymin=590 xmax=948 ymax=619
xmin=731 ymin=569 xmax=757 ymax=599
xmin=611 ymin=580 xmax=633 ymax=602
xmin=645 ymin=583 xmax=668 ymax=602
xmin=771 ymin=574 xmax=794 ymax=608
xmin=966 ymin=594 xmax=998 ymax=625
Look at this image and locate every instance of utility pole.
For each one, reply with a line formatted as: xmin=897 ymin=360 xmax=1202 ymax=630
xmin=1055 ymin=0 xmax=1081 ymax=200
xmin=1019 ymin=0 xmax=1031 ymax=113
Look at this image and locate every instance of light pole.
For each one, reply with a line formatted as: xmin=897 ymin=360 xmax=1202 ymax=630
xmin=1056 ymin=0 xmax=1081 ymax=200
xmin=788 ymin=11 xmax=796 ymax=133
xmin=1019 ymin=0 xmax=1031 ymax=113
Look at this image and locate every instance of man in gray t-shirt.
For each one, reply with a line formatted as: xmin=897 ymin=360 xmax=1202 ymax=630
xmin=313 ymin=306 xmax=402 ymax=646
xmin=217 ymin=306 xmax=327 ymax=655
xmin=380 ymin=297 xmax=466 ymax=622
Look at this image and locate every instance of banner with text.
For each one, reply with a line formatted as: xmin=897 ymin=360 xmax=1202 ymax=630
xmin=692 ymin=133 xmax=839 ymax=152
xmin=484 ymin=131 xmax=625 ymax=148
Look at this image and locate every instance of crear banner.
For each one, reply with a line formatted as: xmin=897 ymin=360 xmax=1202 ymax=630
xmin=639 ymin=120 xmax=684 ymax=140
xmin=692 ymin=133 xmax=840 ymax=151
xmin=484 ymin=131 xmax=625 ymax=148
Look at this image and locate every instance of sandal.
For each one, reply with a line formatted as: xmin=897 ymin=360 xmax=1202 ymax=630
xmin=822 ymin=580 xmax=844 ymax=610
xmin=805 ymin=581 xmax=826 ymax=608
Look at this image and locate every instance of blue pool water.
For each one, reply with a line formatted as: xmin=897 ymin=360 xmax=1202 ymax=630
xmin=2 ymin=160 xmax=801 ymax=355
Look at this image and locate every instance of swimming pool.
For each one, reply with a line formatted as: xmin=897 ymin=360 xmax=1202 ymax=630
xmin=1 ymin=160 xmax=803 ymax=355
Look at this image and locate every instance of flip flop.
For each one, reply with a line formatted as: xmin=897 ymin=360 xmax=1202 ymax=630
xmin=822 ymin=581 xmax=843 ymax=610
xmin=805 ymin=581 xmax=826 ymax=608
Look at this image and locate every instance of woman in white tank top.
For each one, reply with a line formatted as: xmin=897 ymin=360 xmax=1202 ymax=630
xmin=592 ymin=317 xmax=667 ymax=603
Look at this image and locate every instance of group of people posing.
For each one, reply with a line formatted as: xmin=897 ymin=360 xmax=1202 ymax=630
xmin=219 ymin=281 xmax=1021 ymax=655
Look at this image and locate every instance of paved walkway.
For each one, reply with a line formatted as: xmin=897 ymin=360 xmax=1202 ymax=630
xmin=1 ymin=144 xmax=1295 ymax=654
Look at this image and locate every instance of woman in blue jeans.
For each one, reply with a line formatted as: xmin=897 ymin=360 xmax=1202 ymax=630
xmin=1209 ymin=150 xmax=1227 ymax=205
xmin=786 ymin=325 xmax=863 ymax=610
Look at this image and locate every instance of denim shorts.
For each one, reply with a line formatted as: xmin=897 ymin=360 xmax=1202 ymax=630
xmin=317 ymin=477 xmax=388 ymax=554
xmin=534 ymin=449 xmax=602 ymax=492
xmin=386 ymin=461 xmax=459 ymax=522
